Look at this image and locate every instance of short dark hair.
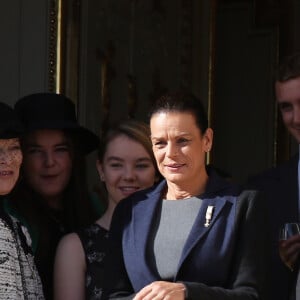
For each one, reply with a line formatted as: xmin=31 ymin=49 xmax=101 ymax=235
xmin=276 ymin=52 xmax=300 ymax=82
xmin=149 ymin=91 xmax=208 ymax=134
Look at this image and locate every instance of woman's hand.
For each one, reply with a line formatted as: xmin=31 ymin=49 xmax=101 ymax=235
xmin=279 ymin=234 xmax=300 ymax=271
xmin=133 ymin=281 xmax=186 ymax=300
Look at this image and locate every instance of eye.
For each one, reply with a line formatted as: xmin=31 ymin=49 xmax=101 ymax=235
xmin=177 ymin=137 xmax=190 ymax=145
xmin=109 ymin=162 xmax=123 ymax=168
xmin=136 ymin=163 xmax=152 ymax=169
xmin=279 ymin=102 xmax=293 ymax=112
xmin=152 ymin=140 xmax=166 ymax=149
xmin=9 ymin=145 xmax=21 ymax=152
xmin=55 ymin=146 xmax=70 ymax=152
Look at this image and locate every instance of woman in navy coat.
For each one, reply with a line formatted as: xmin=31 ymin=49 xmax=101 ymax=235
xmin=102 ymin=91 xmax=270 ymax=300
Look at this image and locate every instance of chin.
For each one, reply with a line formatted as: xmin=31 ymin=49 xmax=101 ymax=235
xmin=0 ymin=187 xmax=14 ymax=196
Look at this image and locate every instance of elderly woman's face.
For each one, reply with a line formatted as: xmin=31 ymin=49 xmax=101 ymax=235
xmin=0 ymin=138 xmax=22 ymax=195
xmin=150 ymin=111 xmax=213 ymax=186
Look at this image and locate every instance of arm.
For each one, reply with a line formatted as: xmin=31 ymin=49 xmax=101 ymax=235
xmin=53 ymin=233 xmax=86 ymax=300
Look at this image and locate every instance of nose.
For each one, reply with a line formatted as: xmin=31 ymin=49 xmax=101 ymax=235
xmin=0 ymin=150 xmax=10 ymax=164
xmin=166 ymin=142 xmax=178 ymax=157
xmin=123 ymin=166 xmax=136 ymax=181
xmin=44 ymin=151 xmax=55 ymax=167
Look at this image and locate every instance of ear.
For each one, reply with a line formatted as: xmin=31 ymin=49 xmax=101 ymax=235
xmin=203 ymin=128 xmax=213 ymax=152
xmin=96 ymin=159 xmax=105 ymax=181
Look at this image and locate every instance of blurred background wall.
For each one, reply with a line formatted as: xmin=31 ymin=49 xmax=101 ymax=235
xmin=1 ymin=0 xmax=300 ymax=188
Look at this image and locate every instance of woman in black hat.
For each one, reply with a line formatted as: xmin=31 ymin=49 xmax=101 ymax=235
xmin=0 ymin=102 xmax=44 ymax=299
xmin=9 ymin=93 xmax=100 ymax=299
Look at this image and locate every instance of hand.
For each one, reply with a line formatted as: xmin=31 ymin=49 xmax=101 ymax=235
xmin=133 ymin=281 xmax=186 ymax=300
xmin=279 ymin=234 xmax=300 ymax=271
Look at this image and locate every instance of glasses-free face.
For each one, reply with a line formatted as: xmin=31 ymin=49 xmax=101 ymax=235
xmin=150 ymin=111 xmax=212 ymax=190
xmin=276 ymin=77 xmax=300 ymax=144
xmin=22 ymin=129 xmax=72 ymax=208
xmin=97 ymin=134 xmax=156 ymax=205
xmin=0 ymin=138 xmax=22 ymax=196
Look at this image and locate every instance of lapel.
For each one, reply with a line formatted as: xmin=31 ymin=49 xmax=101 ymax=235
xmin=125 ymin=181 xmax=165 ymax=280
xmin=177 ymin=196 xmax=231 ymax=268
xmin=127 ymin=168 xmax=239 ymax=278
xmin=177 ymin=168 xmax=238 ymax=272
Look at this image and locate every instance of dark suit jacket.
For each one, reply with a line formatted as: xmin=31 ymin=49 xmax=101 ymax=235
xmin=103 ymin=169 xmax=270 ymax=300
xmin=247 ymin=154 xmax=299 ymax=300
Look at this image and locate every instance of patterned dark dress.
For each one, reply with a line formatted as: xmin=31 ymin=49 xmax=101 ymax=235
xmin=77 ymin=223 xmax=109 ymax=300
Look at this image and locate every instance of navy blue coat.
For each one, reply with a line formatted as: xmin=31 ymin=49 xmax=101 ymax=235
xmin=247 ymin=154 xmax=299 ymax=300
xmin=103 ymin=169 xmax=270 ymax=300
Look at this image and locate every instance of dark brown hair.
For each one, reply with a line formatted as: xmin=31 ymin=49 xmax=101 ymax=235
xmin=276 ymin=52 xmax=300 ymax=82
xmin=149 ymin=90 xmax=208 ymax=134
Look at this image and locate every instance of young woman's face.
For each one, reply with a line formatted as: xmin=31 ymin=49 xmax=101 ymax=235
xmin=0 ymin=138 xmax=22 ymax=195
xmin=150 ymin=111 xmax=213 ymax=186
xmin=22 ymin=129 xmax=72 ymax=206
xmin=97 ymin=134 xmax=156 ymax=205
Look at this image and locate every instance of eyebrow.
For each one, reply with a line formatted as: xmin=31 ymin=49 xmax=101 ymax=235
xmin=106 ymin=156 xmax=152 ymax=162
xmin=25 ymin=142 xmax=69 ymax=148
xmin=151 ymin=132 xmax=191 ymax=139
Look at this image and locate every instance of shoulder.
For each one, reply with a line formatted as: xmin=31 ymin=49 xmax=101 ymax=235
xmin=254 ymin=154 xmax=297 ymax=179
xmin=115 ymin=181 xmax=165 ymax=211
xmin=54 ymin=231 xmax=86 ymax=274
xmin=57 ymin=232 xmax=82 ymax=253
xmin=0 ymin=216 xmax=13 ymax=238
xmin=55 ymin=232 xmax=85 ymax=264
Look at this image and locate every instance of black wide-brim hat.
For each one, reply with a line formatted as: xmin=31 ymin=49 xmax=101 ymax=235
xmin=14 ymin=93 xmax=100 ymax=154
xmin=0 ymin=102 xmax=23 ymax=139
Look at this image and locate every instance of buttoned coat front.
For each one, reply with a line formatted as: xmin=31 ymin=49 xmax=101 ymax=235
xmin=103 ymin=169 xmax=270 ymax=300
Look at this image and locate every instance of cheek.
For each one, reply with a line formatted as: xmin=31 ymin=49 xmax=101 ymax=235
xmin=103 ymin=171 xmax=120 ymax=186
xmin=59 ymin=154 xmax=72 ymax=170
xmin=281 ymin=112 xmax=292 ymax=124
xmin=139 ymin=169 xmax=156 ymax=186
xmin=61 ymin=162 xmax=73 ymax=181
xmin=10 ymin=153 xmax=22 ymax=168
xmin=153 ymin=149 xmax=164 ymax=162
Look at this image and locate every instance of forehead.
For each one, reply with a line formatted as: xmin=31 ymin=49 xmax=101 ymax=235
xmin=25 ymin=129 xmax=67 ymax=145
xmin=150 ymin=111 xmax=199 ymax=134
xmin=105 ymin=134 xmax=150 ymax=158
xmin=276 ymin=77 xmax=300 ymax=103
xmin=0 ymin=138 xmax=20 ymax=147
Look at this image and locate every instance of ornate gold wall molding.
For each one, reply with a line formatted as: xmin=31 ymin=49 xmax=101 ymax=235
xmin=48 ymin=0 xmax=62 ymax=93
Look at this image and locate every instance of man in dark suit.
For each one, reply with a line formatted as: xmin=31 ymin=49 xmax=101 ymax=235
xmin=248 ymin=52 xmax=300 ymax=300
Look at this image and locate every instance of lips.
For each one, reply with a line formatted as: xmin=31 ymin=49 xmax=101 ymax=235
xmin=40 ymin=174 xmax=59 ymax=181
xmin=0 ymin=171 xmax=13 ymax=176
xmin=119 ymin=186 xmax=139 ymax=196
xmin=166 ymin=163 xmax=183 ymax=168
xmin=165 ymin=162 xmax=185 ymax=170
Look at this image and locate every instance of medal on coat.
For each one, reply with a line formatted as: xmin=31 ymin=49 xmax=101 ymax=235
xmin=204 ymin=205 xmax=214 ymax=227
